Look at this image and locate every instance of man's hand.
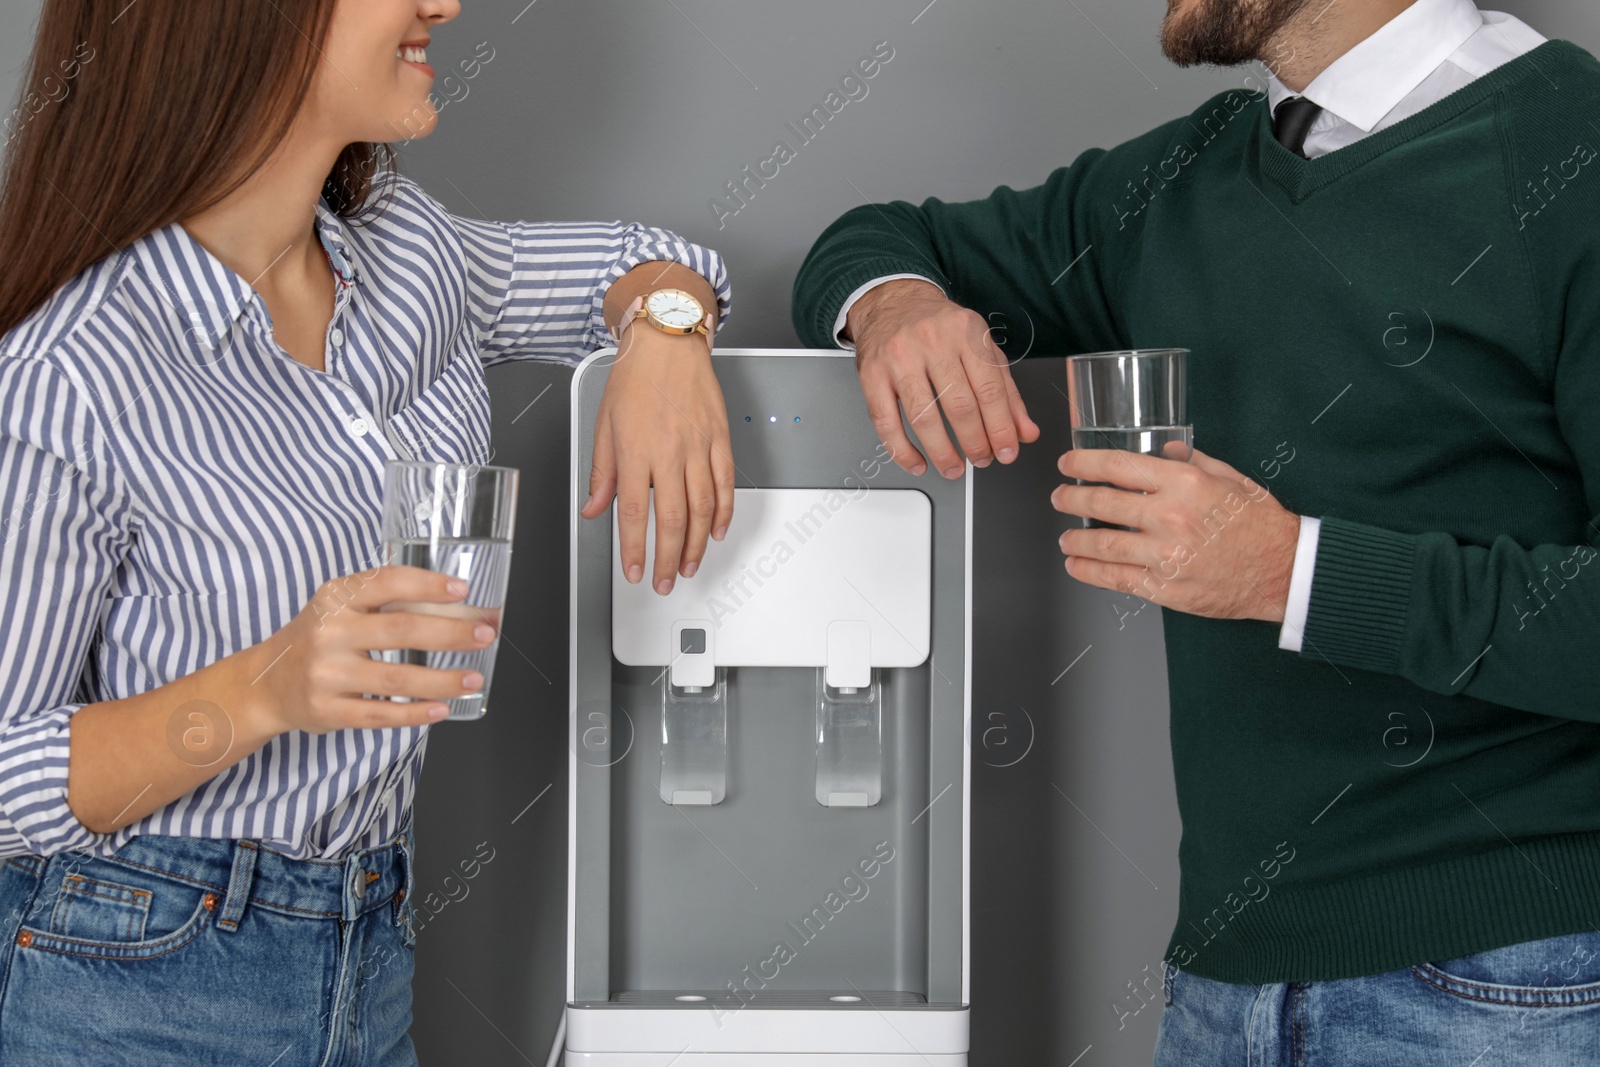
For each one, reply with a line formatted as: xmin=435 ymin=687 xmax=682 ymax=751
xmin=846 ymin=279 xmax=1040 ymax=477
xmin=1052 ymin=446 xmax=1300 ymax=622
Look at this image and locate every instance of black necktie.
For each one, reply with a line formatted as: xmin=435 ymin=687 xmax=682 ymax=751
xmin=1272 ymin=96 xmax=1323 ymax=159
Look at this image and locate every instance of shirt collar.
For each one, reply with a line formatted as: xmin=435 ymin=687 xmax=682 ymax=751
xmin=314 ymin=198 xmax=361 ymax=287
xmin=1265 ymin=0 xmax=1486 ymax=132
xmin=127 ymin=196 xmax=358 ymax=358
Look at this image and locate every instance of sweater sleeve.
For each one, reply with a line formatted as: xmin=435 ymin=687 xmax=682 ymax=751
xmin=387 ymin=175 xmax=731 ymax=370
xmin=0 ymin=357 xmax=133 ymax=856
xmin=1297 ymin=100 xmax=1600 ymax=721
xmin=790 ymin=144 xmax=1142 ymax=356
xmin=1297 ymin=517 xmax=1600 ymax=718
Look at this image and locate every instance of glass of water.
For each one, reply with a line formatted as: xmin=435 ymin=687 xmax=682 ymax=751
xmin=379 ymin=460 xmax=519 ymax=720
xmin=1066 ymin=349 xmax=1192 ymax=530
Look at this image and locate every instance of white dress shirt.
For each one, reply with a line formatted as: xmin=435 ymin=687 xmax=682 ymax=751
xmin=833 ymin=0 xmax=1545 ymax=652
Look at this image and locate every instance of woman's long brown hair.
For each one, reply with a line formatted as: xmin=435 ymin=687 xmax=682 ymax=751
xmin=0 ymin=0 xmax=395 ymax=338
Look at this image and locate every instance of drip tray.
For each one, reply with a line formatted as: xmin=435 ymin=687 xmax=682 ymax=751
xmin=608 ymin=990 xmax=928 ymax=1008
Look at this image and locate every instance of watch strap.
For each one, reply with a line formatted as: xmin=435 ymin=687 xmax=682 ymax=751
xmin=613 ymin=294 xmax=647 ymax=342
xmin=611 ymin=291 xmax=714 ymax=346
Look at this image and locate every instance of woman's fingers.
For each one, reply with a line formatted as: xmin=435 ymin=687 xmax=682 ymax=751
xmin=329 ymin=696 xmax=450 ymax=730
xmin=348 ymin=657 xmax=485 ymax=702
xmin=323 ymin=565 xmax=464 ymax=617
xmin=355 ymin=606 xmax=496 ymax=654
xmin=586 ymin=323 xmax=740 ymax=587
xmin=679 ymin=455 xmax=717 ymax=578
xmin=613 ymin=452 xmax=652 ymax=585
xmin=649 ymin=465 xmax=689 ymax=594
xmin=582 ymin=411 xmax=618 ymax=519
xmin=709 ymin=426 xmax=736 ymax=541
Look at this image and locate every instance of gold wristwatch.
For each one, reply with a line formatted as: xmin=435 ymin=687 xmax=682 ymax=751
xmin=616 ymin=288 xmax=714 ymax=341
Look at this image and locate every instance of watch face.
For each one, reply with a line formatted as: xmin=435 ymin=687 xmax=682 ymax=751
xmin=646 ymin=289 xmax=704 ymax=330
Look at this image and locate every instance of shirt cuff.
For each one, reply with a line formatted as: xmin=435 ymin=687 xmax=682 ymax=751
xmin=831 ymin=274 xmax=943 ymax=350
xmin=1277 ymin=515 xmax=1322 ymax=653
xmin=592 ymin=229 xmax=732 ymax=351
xmin=0 ymin=702 xmax=109 ymax=856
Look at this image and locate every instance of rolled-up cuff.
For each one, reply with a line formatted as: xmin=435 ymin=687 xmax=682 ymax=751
xmin=591 ymin=230 xmax=733 ymax=350
xmin=0 ymin=702 xmax=109 ymax=857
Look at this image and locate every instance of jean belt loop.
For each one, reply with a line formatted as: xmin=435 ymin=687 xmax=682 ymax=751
xmin=216 ymin=840 xmax=259 ymax=933
xmin=396 ymin=813 xmax=415 ymax=927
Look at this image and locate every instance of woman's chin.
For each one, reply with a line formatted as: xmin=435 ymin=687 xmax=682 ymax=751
xmin=380 ymin=104 xmax=439 ymax=142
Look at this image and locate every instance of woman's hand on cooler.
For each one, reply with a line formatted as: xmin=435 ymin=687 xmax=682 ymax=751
xmin=845 ymin=278 xmax=1039 ymax=477
xmin=248 ymin=565 xmax=498 ymax=734
xmin=584 ymin=261 xmax=734 ymax=597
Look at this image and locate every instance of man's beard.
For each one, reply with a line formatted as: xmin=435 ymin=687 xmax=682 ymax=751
xmin=1160 ymin=0 xmax=1313 ymax=67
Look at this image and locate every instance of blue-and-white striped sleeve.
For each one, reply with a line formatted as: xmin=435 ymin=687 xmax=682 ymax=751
xmin=392 ymin=177 xmax=731 ymax=368
xmin=0 ymin=356 xmax=131 ymax=856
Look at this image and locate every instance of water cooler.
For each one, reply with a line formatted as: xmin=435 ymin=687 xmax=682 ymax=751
xmin=564 ymin=348 xmax=971 ymax=1065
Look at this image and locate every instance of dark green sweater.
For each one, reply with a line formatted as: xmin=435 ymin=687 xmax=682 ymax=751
xmin=793 ymin=41 xmax=1600 ymax=984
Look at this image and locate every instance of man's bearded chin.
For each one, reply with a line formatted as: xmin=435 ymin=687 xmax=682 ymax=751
xmin=1160 ymin=0 xmax=1312 ymax=67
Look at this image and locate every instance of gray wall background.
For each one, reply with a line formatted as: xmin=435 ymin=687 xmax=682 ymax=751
xmin=3 ymin=1 xmax=1597 ymax=1064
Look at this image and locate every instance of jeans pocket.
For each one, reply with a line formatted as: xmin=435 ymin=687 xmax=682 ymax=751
xmin=1163 ymin=960 xmax=1178 ymax=1007
xmin=17 ymin=858 xmax=215 ymax=962
xmin=1413 ymin=931 xmax=1600 ymax=1009
xmin=49 ymin=873 xmax=152 ymax=942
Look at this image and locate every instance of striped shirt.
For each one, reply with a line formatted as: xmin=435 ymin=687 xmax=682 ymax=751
xmin=0 ymin=174 xmax=730 ymax=859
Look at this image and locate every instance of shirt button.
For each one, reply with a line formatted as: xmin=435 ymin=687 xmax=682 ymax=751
xmin=349 ymin=417 xmax=370 ymax=437
xmin=330 ymin=327 xmax=345 ymax=347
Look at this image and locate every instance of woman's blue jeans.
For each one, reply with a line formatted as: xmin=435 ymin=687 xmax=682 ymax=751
xmin=1155 ymin=930 xmax=1600 ymax=1066
xmin=0 ymin=818 xmax=418 ymax=1066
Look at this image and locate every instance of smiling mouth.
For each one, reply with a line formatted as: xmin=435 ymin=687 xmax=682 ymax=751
xmin=397 ymin=44 xmax=429 ymax=66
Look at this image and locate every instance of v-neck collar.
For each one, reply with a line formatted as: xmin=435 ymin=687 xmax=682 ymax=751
xmin=1265 ymin=0 xmax=1486 ymax=135
xmin=1256 ymin=39 xmax=1574 ymax=202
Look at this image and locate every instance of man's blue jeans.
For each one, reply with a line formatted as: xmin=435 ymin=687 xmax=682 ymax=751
xmin=1154 ymin=930 xmax=1600 ymax=1065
